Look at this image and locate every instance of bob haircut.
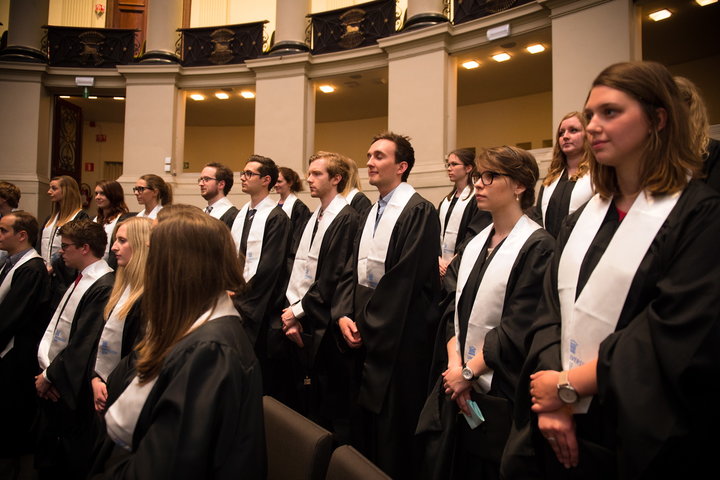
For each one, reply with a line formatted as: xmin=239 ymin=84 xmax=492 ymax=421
xmin=279 ymin=167 xmax=304 ymax=193
xmin=544 ymin=112 xmax=593 ymax=186
xmin=135 ymin=213 xmax=245 ymax=383
xmin=587 ymin=61 xmax=701 ymax=198
xmin=476 ymin=146 xmax=539 ymax=211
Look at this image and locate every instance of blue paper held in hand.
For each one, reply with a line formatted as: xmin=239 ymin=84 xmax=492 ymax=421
xmin=463 ymin=399 xmax=485 ymax=429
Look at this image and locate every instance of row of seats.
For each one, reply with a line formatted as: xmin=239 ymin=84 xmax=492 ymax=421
xmin=263 ymin=396 xmax=391 ymax=480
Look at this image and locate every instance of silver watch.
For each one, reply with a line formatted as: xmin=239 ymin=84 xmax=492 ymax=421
xmin=557 ymin=370 xmax=579 ymax=404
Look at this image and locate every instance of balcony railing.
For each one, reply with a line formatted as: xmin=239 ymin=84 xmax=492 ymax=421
xmin=178 ymin=21 xmax=266 ymax=67
xmin=453 ymin=0 xmax=534 ymax=25
xmin=44 ymin=25 xmax=137 ymax=68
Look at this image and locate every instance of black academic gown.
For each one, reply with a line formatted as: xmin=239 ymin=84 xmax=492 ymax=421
xmin=271 ymin=205 xmax=359 ymax=432
xmin=437 ymin=193 xmax=492 ymax=256
xmin=502 ymin=180 xmax=720 ymax=480
xmin=350 ymin=191 xmax=372 ymax=216
xmin=416 ymin=228 xmax=554 ymax=480
xmin=288 ymin=198 xmax=312 ymax=258
xmin=0 ymin=257 xmax=52 ymax=458
xmin=218 ymin=206 xmax=240 ymax=230
xmin=702 ymin=138 xmax=720 ymax=194
xmin=530 ymin=171 xmax=586 ymax=238
xmin=96 ymin=316 xmax=265 ymax=480
xmin=35 ymin=271 xmax=114 ymax=479
xmin=39 ymin=210 xmax=90 ymax=309
xmin=333 ymin=191 xmax=441 ymax=479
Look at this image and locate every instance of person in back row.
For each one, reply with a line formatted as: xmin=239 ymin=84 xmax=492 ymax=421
xmin=199 ymin=162 xmax=239 ymax=228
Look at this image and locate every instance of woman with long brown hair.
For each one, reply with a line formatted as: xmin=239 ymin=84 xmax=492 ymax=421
xmin=133 ymin=174 xmax=172 ymax=219
xmin=276 ymin=166 xmax=312 ymax=258
xmin=530 ymin=112 xmax=594 ymax=237
xmin=101 ymin=213 xmax=265 ymax=478
xmin=504 ymin=61 xmax=720 ymax=479
xmin=93 ymin=180 xmax=132 ymax=266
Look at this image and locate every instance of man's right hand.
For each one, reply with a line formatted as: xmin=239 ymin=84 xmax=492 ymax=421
xmin=338 ymin=316 xmax=362 ymax=348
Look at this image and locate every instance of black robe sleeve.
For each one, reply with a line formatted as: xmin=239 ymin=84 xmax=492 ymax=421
xmin=219 ymin=206 xmax=239 ymax=230
xmin=234 ymin=207 xmax=291 ymax=345
xmin=46 ymin=272 xmax=114 ymax=411
xmin=100 ymin=318 xmax=265 ymax=480
xmin=527 ymin=185 xmax=545 ymax=227
xmin=350 ymin=192 xmax=372 ymax=216
xmin=120 ymin=297 xmax=144 ymax=358
xmin=297 ymin=206 xmax=359 ymax=361
xmin=289 ymin=199 xmax=312 ymax=256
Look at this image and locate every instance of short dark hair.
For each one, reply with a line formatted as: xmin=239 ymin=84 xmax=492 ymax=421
xmin=278 ymin=167 xmax=304 ymax=193
xmin=247 ymin=155 xmax=279 ymax=190
xmin=8 ymin=211 xmax=39 ymax=246
xmin=0 ymin=181 xmax=20 ymax=208
xmin=58 ymin=218 xmax=107 ymax=259
xmin=371 ymin=131 xmax=415 ymax=182
xmin=205 ymin=162 xmax=234 ymax=195
xmin=476 ymin=146 xmax=539 ymax=210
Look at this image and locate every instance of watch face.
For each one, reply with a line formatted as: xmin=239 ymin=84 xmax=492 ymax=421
xmin=462 ymin=367 xmax=473 ymax=381
xmin=558 ymin=387 xmax=578 ymax=404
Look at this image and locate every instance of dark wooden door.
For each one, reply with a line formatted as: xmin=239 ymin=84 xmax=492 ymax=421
xmin=51 ymin=98 xmax=83 ymax=182
xmin=108 ymin=0 xmax=148 ymax=56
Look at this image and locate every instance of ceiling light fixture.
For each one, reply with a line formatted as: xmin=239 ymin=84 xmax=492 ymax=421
xmin=215 ymin=92 xmax=229 ymax=100
xmin=190 ymin=94 xmax=205 ymax=101
xmin=695 ymin=0 xmax=717 ymax=5
xmin=649 ymin=9 xmax=672 ymax=21
xmin=113 ymin=96 xmax=125 ymax=100
xmin=319 ymin=85 xmax=335 ymax=93
xmin=240 ymin=91 xmax=255 ymax=99
xmin=526 ymin=44 xmax=545 ymax=54
xmin=462 ymin=60 xmax=480 ymax=69
xmin=59 ymin=95 xmax=71 ymax=99
xmin=492 ymin=52 xmax=511 ymax=62
xmin=88 ymin=96 xmax=98 ymax=99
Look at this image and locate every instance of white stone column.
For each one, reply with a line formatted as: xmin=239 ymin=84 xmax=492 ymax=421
xmin=269 ymin=0 xmax=310 ymax=55
xmin=0 ymin=0 xmax=49 ymax=62
xmin=0 ymin=63 xmax=53 ymax=217
xmin=141 ymin=0 xmax=182 ymax=63
xmin=247 ymin=54 xmax=314 ymax=175
xmin=549 ymin=0 xmax=641 ymax=129
xmin=404 ymin=0 xmax=447 ymax=31
xmin=117 ymin=64 xmax=181 ymax=207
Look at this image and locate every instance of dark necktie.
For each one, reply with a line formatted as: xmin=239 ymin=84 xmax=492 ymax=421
xmin=239 ymin=209 xmax=256 ymax=256
xmin=0 ymin=256 xmax=13 ymax=286
xmin=205 ymin=205 xmax=213 ymax=214
xmin=311 ymin=209 xmax=323 ymax=243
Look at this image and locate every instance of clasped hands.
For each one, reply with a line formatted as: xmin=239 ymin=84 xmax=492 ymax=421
xmin=281 ymin=307 xmax=304 ymax=347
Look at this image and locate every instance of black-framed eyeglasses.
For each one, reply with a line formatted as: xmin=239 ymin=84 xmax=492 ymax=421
xmin=240 ymin=170 xmax=262 ymax=178
xmin=472 ymin=171 xmax=512 ymax=186
xmin=197 ymin=176 xmax=217 ymax=184
xmin=60 ymin=242 xmax=77 ymax=250
xmin=444 ymin=161 xmax=464 ymax=169
xmin=132 ymin=186 xmax=149 ymax=193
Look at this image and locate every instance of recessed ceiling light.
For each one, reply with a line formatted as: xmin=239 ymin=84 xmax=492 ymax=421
xmin=649 ymin=9 xmax=672 ymax=21
xmin=59 ymin=95 xmax=71 ymax=99
xmin=526 ymin=44 xmax=545 ymax=54
xmin=190 ymin=94 xmax=205 ymax=101
xmin=215 ymin=92 xmax=229 ymax=100
xmin=319 ymin=85 xmax=335 ymax=93
xmin=240 ymin=91 xmax=255 ymax=99
xmin=113 ymin=96 xmax=125 ymax=100
xmin=88 ymin=96 xmax=98 ymax=99
xmin=695 ymin=0 xmax=717 ymax=5
xmin=462 ymin=60 xmax=480 ymax=69
xmin=492 ymin=52 xmax=511 ymax=62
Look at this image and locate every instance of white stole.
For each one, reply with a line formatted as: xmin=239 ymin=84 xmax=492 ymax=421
xmin=208 ymin=196 xmax=234 ymax=220
xmin=346 ymin=188 xmax=359 ymax=204
xmin=454 ymin=215 xmax=540 ymax=392
xmin=541 ymin=172 xmax=594 ymax=225
xmin=357 ymin=182 xmax=416 ymax=289
xmin=286 ymin=195 xmax=347 ymax=317
xmin=105 ymin=293 xmax=239 ymax=450
xmin=38 ymin=260 xmax=114 ymax=370
xmin=559 ymin=190 xmax=680 ymax=413
xmin=280 ymin=193 xmax=298 ymax=218
xmin=94 ymin=215 xmax=121 ymax=261
xmin=136 ymin=204 xmax=162 ymax=219
xmin=94 ymin=285 xmax=132 ymax=381
xmin=0 ymin=249 xmax=42 ymax=357
xmin=41 ymin=214 xmax=59 ymax=264
xmin=439 ymin=186 xmax=474 ymax=262
xmin=230 ymin=196 xmax=276 ymax=281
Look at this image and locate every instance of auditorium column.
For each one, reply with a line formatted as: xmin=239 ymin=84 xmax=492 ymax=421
xmin=404 ymin=0 xmax=448 ymax=31
xmin=269 ymin=0 xmax=311 ymax=55
xmin=140 ymin=0 xmax=182 ymax=63
xmin=247 ymin=53 xmax=313 ymax=174
xmin=548 ymin=0 xmax=641 ymax=129
xmin=0 ymin=0 xmax=49 ymax=62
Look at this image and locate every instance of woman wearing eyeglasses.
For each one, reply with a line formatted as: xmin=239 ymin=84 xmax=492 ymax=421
xmin=417 ymin=146 xmax=554 ymax=480
xmin=133 ymin=174 xmax=172 ymax=219
xmin=529 ymin=112 xmax=594 ymax=238
xmin=438 ymin=148 xmax=491 ymax=278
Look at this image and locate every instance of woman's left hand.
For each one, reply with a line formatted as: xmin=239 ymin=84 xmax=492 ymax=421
xmin=442 ymin=366 xmax=470 ymax=399
xmin=530 ymin=370 xmax=563 ymax=412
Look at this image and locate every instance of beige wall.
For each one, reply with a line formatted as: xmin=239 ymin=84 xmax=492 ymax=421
xmin=184 ymin=125 xmax=255 ymax=171
xmin=457 ymin=91 xmax=553 ymax=153
xmin=668 ymin=54 xmax=720 ymax=125
xmin=0 ymin=0 xmax=9 ymax=36
xmin=314 ymin=116 xmax=388 ymax=168
xmin=48 ymin=0 xmax=107 ymax=28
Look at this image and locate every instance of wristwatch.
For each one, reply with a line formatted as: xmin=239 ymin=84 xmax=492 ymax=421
xmin=557 ymin=370 xmax=579 ymax=404
xmin=461 ymin=364 xmax=476 ymax=381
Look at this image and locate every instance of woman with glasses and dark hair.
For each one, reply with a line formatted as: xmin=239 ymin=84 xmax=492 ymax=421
xmin=276 ymin=166 xmax=312 ymax=260
xmin=93 ymin=180 xmax=133 ymax=268
xmin=418 ymin=146 xmax=554 ymax=480
xmin=133 ymin=174 xmax=172 ymax=219
xmin=504 ymin=62 xmax=720 ymax=479
xmin=530 ymin=112 xmax=594 ymax=238
xmin=438 ymin=148 xmax=491 ymax=278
